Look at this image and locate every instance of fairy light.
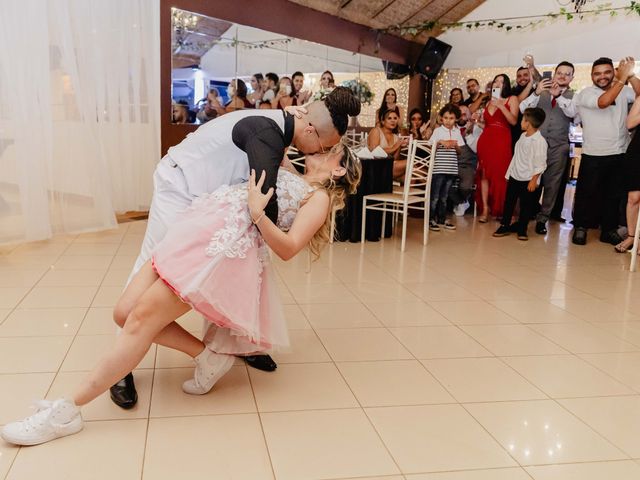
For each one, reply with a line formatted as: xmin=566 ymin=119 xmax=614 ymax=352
xmin=305 ymin=71 xmax=410 ymax=128
xmin=431 ymin=63 xmax=603 ymax=119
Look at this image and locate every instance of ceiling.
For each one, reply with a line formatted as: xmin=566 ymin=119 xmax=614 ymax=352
xmin=438 ymin=0 xmax=640 ymax=67
xmin=285 ymin=0 xmax=486 ymax=42
xmin=172 ymin=0 xmax=485 ymax=68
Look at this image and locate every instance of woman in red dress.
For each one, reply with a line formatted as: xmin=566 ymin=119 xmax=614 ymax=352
xmin=476 ymin=74 xmax=520 ymax=221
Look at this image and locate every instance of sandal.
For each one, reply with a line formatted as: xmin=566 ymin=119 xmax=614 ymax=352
xmin=478 ymin=215 xmax=488 ymax=223
xmin=614 ymin=235 xmax=634 ymax=253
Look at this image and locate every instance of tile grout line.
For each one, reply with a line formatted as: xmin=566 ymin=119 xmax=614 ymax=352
xmin=245 ymin=363 xmax=278 ymax=480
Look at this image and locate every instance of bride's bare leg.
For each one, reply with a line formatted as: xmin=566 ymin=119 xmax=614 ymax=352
xmin=73 ymin=278 xmax=190 ymax=406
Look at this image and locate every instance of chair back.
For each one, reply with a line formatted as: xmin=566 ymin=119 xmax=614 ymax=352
xmin=400 ymin=139 xmax=432 ymax=200
xmin=286 ymin=146 xmax=305 ymax=169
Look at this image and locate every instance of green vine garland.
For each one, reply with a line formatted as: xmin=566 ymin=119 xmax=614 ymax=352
xmin=380 ymin=1 xmax=640 ymax=36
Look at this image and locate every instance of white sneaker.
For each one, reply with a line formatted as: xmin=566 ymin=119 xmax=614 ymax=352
xmin=454 ymin=202 xmax=469 ymax=217
xmin=1 ymin=398 xmax=83 ymax=446
xmin=182 ymin=349 xmax=235 ymax=395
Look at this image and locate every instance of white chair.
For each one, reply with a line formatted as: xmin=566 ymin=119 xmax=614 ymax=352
xmin=392 ymin=134 xmax=413 ymax=193
xmin=630 ymin=207 xmax=640 ymax=272
xmin=361 ymin=139 xmax=434 ymax=252
xmin=286 ymin=146 xmax=305 ymax=170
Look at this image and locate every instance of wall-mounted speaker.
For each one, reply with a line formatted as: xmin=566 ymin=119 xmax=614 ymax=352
xmin=382 ymin=60 xmax=412 ymax=80
xmin=415 ymin=37 xmax=452 ymax=79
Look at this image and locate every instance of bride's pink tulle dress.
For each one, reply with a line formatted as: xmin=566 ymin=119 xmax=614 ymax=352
xmin=152 ymin=169 xmax=312 ymax=355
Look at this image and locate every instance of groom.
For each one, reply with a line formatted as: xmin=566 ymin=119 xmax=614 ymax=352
xmin=110 ymin=87 xmax=360 ymax=408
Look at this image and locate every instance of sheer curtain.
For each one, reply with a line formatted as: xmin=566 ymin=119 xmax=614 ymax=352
xmin=0 ymin=0 xmax=160 ymax=245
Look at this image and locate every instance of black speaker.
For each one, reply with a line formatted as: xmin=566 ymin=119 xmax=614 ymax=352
xmin=415 ymin=37 xmax=452 ymax=79
xmin=382 ymin=60 xmax=412 ymax=80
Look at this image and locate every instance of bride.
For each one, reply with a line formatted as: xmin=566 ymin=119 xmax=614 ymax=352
xmin=1 ymin=143 xmax=360 ymax=446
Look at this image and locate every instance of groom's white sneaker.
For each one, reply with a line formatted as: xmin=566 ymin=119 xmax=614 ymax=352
xmin=1 ymin=398 xmax=83 ymax=446
xmin=182 ymin=348 xmax=235 ymax=395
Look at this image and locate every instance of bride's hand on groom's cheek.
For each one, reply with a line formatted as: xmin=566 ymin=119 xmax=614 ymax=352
xmin=248 ymin=170 xmax=274 ymax=220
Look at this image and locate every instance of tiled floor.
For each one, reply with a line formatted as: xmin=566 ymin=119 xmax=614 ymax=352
xmin=2 ymin=215 xmax=640 ymax=479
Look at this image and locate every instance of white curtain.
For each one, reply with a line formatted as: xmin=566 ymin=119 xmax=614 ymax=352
xmin=0 ymin=0 xmax=160 ymax=245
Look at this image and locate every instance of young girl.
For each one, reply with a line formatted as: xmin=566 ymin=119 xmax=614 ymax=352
xmin=1 ymin=144 xmax=361 ymax=446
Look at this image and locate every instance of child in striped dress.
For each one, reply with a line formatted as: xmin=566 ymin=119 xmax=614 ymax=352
xmin=428 ymin=104 xmax=465 ymax=231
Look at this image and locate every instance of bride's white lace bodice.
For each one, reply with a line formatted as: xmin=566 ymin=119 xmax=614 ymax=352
xmin=200 ymin=168 xmax=312 ymax=259
xmin=275 ymin=169 xmax=314 ymax=231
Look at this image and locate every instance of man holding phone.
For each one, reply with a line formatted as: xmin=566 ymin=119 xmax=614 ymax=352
xmin=519 ymin=61 xmax=577 ymax=235
xmin=511 ymin=56 xmax=542 ymax=153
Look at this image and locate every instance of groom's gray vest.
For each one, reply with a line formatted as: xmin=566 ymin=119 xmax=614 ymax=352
xmin=537 ymin=90 xmax=574 ymax=149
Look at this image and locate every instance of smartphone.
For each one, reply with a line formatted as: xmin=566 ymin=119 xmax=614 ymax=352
xmin=284 ymin=85 xmax=292 ymax=95
xmin=542 ymin=71 xmax=552 ymax=81
xmin=491 ymin=87 xmax=501 ymax=99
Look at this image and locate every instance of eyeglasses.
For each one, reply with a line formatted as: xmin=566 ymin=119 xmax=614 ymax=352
xmin=309 ymin=122 xmax=328 ymax=153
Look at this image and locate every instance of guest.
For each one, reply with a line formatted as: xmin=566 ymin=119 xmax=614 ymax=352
xmin=450 ymin=105 xmax=481 ymax=216
xmin=225 ymin=79 xmax=253 ymax=112
xmin=428 ymin=104 xmax=465 ymax=231
xmin=292 ymin=71 xmax=311 ymax=105
xmin=248 ymin=73 xmax=264 ymax=107
xmin=172 ymin=101 xmax=190 ymax=124
xmin=519 ymin=61 xmax=577 ymax=235
xmin=570 ymin=56 xmax=640 ymax=246
xmin=320 ymin=70 xmax=335 ymax=90
xmin=196 ymin=89 xmax=225 ymax=124
xmin=375 ymin=88 xmax=404 ymax=127
xmin=476 ymin=73 xmax=520 ymax=221
xmin=273 ymin=77 xmax=296 ymax=110
xmin=613 ymin=95 xmax=640 ymax=251
xmin=408 ymin=108 xmax=431 ymax=140
xmin=493 ymin=107 xmax=547 ymax=241
xmin=449 ymin=88 xmax=464 ymax=106
xmin=262 ymin=72 xmax=279 ymax=105
xmin=511 ymin=56 xmax=541 ymax=153
xmin=463 ymin=78 xmax=483 ymax=112
xmin=368 ymin=108 xmax=408 ymax=178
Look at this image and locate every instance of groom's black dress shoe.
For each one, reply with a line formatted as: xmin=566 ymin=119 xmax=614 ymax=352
xmin=109 ymin=372 xmax=138 ymax=409
xmin=243 ymin=354 xmax=277 ymax=372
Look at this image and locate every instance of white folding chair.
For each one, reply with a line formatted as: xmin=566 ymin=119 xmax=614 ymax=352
xmin=361 ymin=139 xmax=433 ymax=252
xmin=630 ymin=206 xmax=640 ymax=272
xmin=286 ymin=146 xmax=305 ymax=170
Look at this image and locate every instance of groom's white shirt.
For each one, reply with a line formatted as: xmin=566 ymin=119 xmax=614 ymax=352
xmin=167 ymin=109 xmax=286 ymax=197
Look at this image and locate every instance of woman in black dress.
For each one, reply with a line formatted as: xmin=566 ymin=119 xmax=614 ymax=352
xmin=615 ymin=96 xmax=640 ymax=253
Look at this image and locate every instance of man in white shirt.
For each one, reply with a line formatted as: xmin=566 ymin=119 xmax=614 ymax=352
xmin=519 ymin=61 xmax=577 ymax=235
xmin=568 ymin=56 xmax=640 ymax=245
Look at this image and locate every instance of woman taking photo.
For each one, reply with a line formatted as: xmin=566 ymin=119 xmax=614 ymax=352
xmin=225 ymin=79 xmax=253 ymax=112
xmin=273 ymin=77 xmax=296 ymax=110
xmin=476 ymin=73 xmax=519 ymax=222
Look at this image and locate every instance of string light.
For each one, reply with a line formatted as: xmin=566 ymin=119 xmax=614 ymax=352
xmin=430 ymin=63 xmax=617 ymax=120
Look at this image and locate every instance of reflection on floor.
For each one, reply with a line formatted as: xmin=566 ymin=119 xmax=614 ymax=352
xmin=2 ymin=212 xmax=640 ymax=480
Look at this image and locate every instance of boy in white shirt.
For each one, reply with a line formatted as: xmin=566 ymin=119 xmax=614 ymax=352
xmin=428 ymin=104 xmax=466 ymax=231
xmin=493 ymin=108 xmax=548 ymax=240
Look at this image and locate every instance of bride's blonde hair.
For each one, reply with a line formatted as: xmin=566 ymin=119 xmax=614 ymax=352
xmin=307 ymin=142 xmax=361 ymax=260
